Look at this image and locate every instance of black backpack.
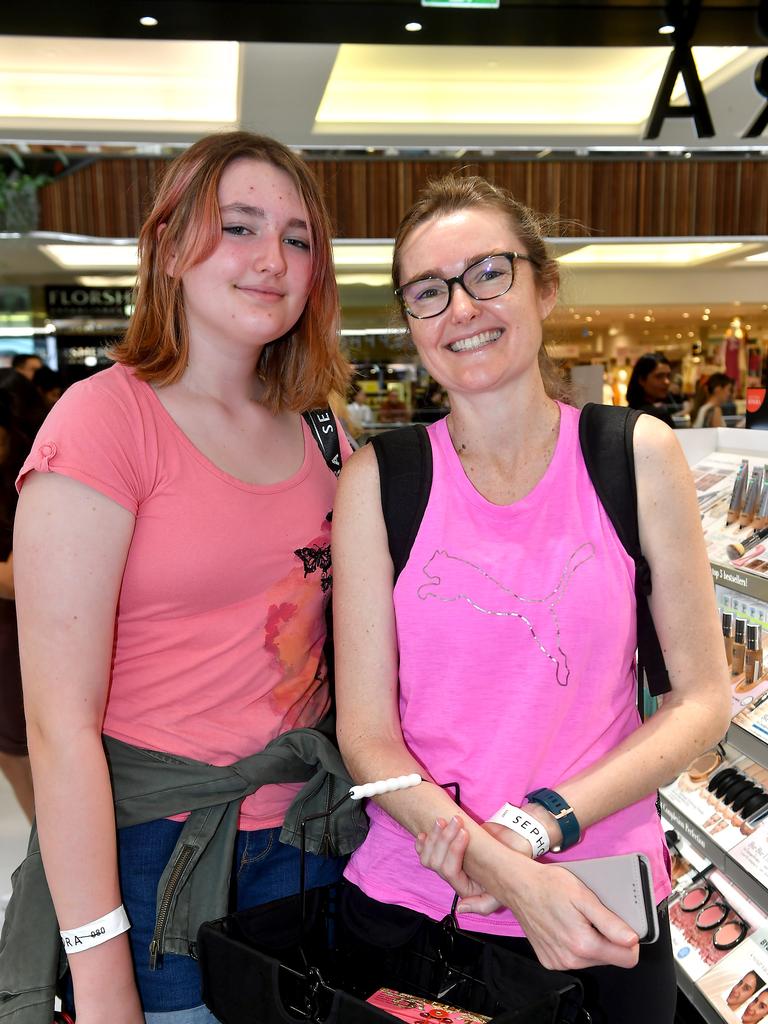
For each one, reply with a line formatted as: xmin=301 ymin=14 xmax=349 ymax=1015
xmin=369 ymin=403 xmax=671 ymax=717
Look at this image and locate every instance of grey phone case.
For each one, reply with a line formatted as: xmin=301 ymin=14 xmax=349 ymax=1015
xmin=561 ymin=853 xmax=658 ymax=943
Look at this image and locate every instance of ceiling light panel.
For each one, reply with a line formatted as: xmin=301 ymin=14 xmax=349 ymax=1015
xmin=560 ymin=242 xmax=745 ymax=265
xmin=315 ymin=45 xmax=747 ymax=129
xmin=333 ymin=243 xmax=393 ymax=268
xmin=0 ymin=36 xmax=239 ymax=124
xmin=42 ymin=244 xmax=139 ymax=269
xmin=336 ymin=272 xmax=392 ymax=286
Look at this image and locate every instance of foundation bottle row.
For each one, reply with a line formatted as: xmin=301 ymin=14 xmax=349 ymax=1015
xmin=723 ymin=613 xmax=765 ymax=693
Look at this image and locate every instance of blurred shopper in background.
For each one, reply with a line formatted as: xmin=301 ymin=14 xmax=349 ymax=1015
xmin=6 ymin=132 xmax=351 ymax=1024
xmin=626 ymin=352 xmax=674 ymax=427
xmin=377 ymin=388 xmax=409 ymax=423
xmin=346 ymin=386 xmax=372 ymax=435
xmin=0 ymin=355 xmax=47 ymax=442
xmin=10 ymin=354 xmax=43 ymax=383
xmin=32 ymin=366 xmax=63 ymax=410
xmin=689 ymin=372 xmax=734 ymax=428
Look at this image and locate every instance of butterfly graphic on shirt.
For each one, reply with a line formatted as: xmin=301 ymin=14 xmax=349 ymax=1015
xmin=416 ymin=542 xmax=595 ymax=686
xmin=294 ymin=511 xmax=333 ymax=592
xmin=294 ymin=544 xmax=332 ymax=591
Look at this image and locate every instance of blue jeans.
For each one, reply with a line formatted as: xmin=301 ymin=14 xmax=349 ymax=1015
xmin=67 ymin=818 xmax=345 ymax=1020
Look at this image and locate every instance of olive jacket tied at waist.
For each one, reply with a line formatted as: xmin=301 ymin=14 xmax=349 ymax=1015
xmin=0 ymin=716 xmax=368 ymax=1024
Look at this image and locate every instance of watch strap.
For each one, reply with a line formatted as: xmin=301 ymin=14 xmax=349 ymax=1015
xmin=525 ymin=787 xmax=581 ymax=852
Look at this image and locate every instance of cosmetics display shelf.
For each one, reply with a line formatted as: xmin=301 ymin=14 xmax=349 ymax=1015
xmin=710 ymin=561 xmax=768 ymax=604
xmin=727 ymin=724 xmax=768 ymax=771
xmin=659 ymin=796 xmax=727 ymax=871
xmin=674 ymin=965 xmax=727 ymax=1024
xmin=659 ymin=794 xmax=768 ymax=917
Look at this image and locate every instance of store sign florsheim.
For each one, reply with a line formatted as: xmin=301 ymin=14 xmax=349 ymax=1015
xmin=45 ymin=286 xmax=134 ymax=319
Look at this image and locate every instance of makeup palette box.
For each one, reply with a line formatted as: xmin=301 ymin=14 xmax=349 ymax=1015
xmin=730 ymin=674 xmax=768 ymax=721
xmin=730 ymin=822 xmax=768 ymax=891
xmin=365 ymin=988 xmax=491 ymax=1023
xmin=735 ymin=702 xmax=768 ymax=747
xmin=697 ymin=928 xmax=768 ymax=1023
xmin=669 ymin=870 xmax=765 ymax=983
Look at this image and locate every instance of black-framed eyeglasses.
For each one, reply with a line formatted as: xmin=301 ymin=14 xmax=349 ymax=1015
xmin=395 ymin=251 xmax=540 ymax=320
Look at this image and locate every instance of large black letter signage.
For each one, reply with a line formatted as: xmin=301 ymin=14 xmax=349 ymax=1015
xmin=744 ymin=56 xmax=768 ymax=138
xmin=645 ymin=47 xmax=715 ymax=139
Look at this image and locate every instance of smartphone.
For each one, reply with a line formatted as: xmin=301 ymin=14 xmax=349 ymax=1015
xmin=561 ymin=853 xmax=658 ymax=944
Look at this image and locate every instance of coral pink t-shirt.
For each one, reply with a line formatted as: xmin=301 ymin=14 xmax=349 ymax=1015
xmin=345 ymin=403 xmax=671 ymax=936
xmin=18 ymin=363 xmax=349 ymax=829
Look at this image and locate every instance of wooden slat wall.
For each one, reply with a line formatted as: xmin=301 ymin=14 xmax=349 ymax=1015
xmin=38 ymin=157 xmax=768 ymax=239
xmin=38 ymin=158 xmax=167 ymax=238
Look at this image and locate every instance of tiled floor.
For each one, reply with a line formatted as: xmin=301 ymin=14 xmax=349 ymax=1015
xmin=0 ymin=771 xmax=31 ymax=929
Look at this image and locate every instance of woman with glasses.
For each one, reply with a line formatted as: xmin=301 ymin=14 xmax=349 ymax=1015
xmin=332 ymin=174 xmax=730 ymax=1022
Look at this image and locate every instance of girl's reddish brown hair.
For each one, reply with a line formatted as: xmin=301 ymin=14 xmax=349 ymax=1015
xmin=112 ymin=131 xmax=349 ymax=413
xmin=392 ymin=173 xmax=568 ymax=402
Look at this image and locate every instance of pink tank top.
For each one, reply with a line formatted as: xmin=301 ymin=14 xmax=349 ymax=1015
xmin=344 ymin=403 xmax=671 ymax=936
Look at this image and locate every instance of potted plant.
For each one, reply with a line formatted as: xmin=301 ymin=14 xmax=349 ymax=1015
xmin=0 ymin=150 xmax=50 ymax=233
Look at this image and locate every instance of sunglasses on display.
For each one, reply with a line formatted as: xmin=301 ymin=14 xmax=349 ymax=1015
xmin=395 ymin=251 xmax=540 ymax=320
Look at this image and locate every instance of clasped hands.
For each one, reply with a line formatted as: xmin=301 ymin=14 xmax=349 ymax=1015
xmin=415 ymin=814 xmax=640 ymax=971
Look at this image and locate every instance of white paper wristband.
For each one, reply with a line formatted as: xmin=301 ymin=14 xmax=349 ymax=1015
xmin=488 ymin=803 xmax=550 ymax=858
xmin=60 ymin=904 xmax=131 ymax=953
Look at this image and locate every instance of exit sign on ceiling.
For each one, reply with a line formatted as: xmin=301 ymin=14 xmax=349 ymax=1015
xmin=421 ymin=0 xmax=500 ymax=8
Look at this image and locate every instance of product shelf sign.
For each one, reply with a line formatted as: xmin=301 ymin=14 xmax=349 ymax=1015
xmin=421 ymin=0 xmax=500 ymax=7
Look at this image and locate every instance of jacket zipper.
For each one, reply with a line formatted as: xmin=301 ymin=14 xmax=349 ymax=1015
xmin=148 ymin=843 xmax=196 ymax=970
xmin=321 ymin=777 xmax=333 ymax=856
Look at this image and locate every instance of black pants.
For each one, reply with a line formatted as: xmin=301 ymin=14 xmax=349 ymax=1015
xmin=342 ymin=883 xmax=676 ymax=1024
xmin=490 ymin=905 xmax=676 ymax=1024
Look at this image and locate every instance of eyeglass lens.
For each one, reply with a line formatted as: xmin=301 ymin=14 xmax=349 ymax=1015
xmin=400 ymin=253 xmax=514 ymax=318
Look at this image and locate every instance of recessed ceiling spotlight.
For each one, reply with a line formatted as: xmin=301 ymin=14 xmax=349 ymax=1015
xmin=139 ymin=15 xmax=158 ymax=26
xmin=405 ymin=21 xmax=422 ymax=32
xmin=658 ymin=24 xmax=675 ymax=34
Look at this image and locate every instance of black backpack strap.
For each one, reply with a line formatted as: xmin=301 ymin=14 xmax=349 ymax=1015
xmin=302 ymin=409 xmax=342 ymax=477
xmin=578 ymin=403 xmax=671 ymax=704
xmin=369 ymin=425 xmax=433 ymax=583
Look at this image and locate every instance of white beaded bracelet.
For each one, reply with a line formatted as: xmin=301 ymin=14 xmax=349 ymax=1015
xmin=349 ymin=773 xmax=422 ymax=801
xmin=60 ymin=904 xmax=131 ymax=953
xmin=488 ymin=802 xmax=550 ymax=858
